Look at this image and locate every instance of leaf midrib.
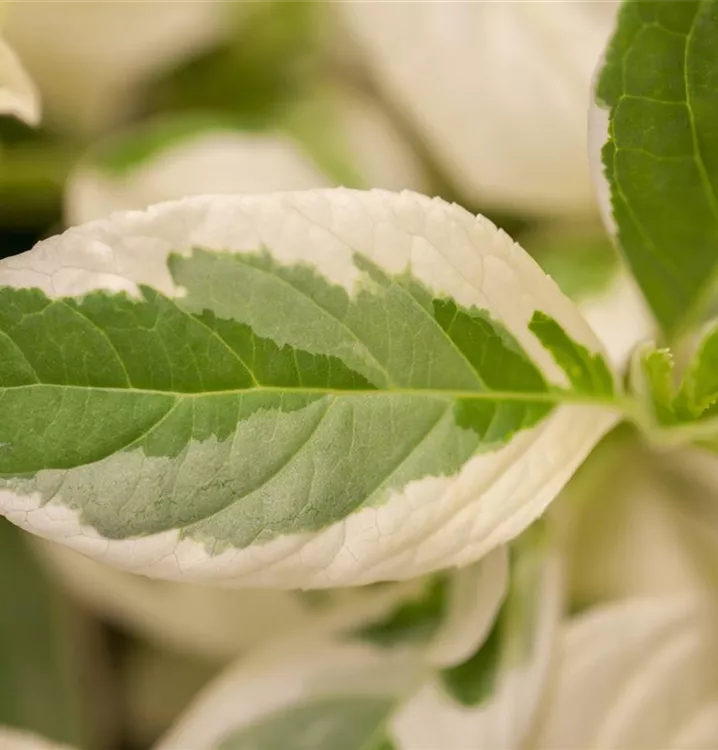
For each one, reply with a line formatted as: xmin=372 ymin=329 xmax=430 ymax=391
xmin=0 ymin=381 xmax=619 ymax=408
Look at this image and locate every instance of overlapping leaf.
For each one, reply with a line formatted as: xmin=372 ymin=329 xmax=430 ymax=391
xmin=156 ymin=528 xmax=560 ymax=750
xmin=593 ymin=0 xmax=718 ymax=337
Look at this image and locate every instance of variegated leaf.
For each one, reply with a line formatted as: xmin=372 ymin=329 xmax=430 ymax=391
xmin=0 ymin=189 xmax=619 ymax=587
xmin=156 ymin=527 xmax=560 ymax=750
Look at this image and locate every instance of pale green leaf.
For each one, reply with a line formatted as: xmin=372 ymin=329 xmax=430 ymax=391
xmin=353 ymin=546 xmax=507 ymax=659
xmin=0 ymin=189 xmax=619 ymax=587
xmin=156 ymin=637 xmax=421 ymax=750
xmin=396 ymin=523 xmax=562 ymax=750
xmin=594 ymin=0 xmax=718 ymax=337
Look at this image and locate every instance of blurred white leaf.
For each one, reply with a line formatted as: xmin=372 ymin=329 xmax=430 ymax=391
xmin=65 ymin=91 xmax=427 ymax=225
xmin=3 ymin=0 xmax=235 ymax=133
xmin=155 ymin=529 xmax=559 ymax=750
xmin=0 ymin=35 xmax=39 ymax=125
xmin=340 ymin=0 xmax=619 ymax=216
xmin=565 ymin=437 xmax=718 ymax=607
xmin=33 ymin=538 xmax=429 ymax=661
xmin=532 ymin=596 xmax=718 ymax=749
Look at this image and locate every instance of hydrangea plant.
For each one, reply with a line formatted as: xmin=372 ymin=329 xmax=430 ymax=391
xmin=2 ymin=1 xmax=718 ymax=748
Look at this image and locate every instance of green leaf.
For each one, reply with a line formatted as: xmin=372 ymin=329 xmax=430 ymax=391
xmin=676 ymin=321 xmax=718 ymax=418
xmin=440 ymin=612 xmax=502 ymax=707
xmin=595 ymin=0 xmax=718 ymax=337
xmin=440 ymin=520 xmax=553 ymax=708
xmin=0 ymin=190 xmax=619 ymax=587
xmin=352 ymin=575 xmax=449 ymax=648
xmin=0 ymin=520 xmax=85 ymax=747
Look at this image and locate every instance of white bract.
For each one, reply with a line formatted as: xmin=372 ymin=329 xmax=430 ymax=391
xmin=0 ymin=189 xmax=619 ymax=588
xmin=339 ymin=1 xmax=619 ymax=215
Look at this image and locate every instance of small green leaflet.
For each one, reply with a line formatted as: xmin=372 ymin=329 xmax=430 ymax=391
xmin=631 ymin=322 xmax=718 ymax=444
xmin=595 ymin=0 xmax=718 ymax=337
xmin=0 ymin=190 xmax=618 ymax=588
